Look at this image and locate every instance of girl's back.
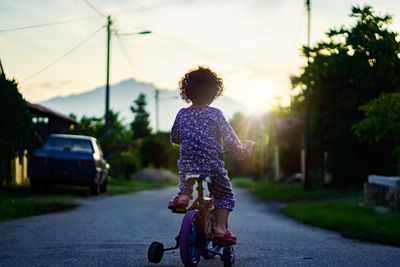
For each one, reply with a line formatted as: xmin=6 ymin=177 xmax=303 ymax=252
xmin=172 ymin=106 xmax=225 ymax=174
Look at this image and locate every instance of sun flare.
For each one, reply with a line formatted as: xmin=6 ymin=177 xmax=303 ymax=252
xmin=236 ymin=79 xmax=281 ymax=114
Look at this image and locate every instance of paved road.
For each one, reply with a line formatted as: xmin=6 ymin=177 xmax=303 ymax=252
xmin=0 ymin=186 xmax=399 ymax=267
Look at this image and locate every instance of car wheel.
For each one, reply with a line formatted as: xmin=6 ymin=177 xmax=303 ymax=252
xmin=90 ymin=183 xmax=100 ymax=196
xmin=100 ymin=179 xmax=108 ymax=193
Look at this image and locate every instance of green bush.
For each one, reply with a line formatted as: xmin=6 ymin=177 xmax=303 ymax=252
xmin=141 ymin=132 xmax=178 ymax=171
xmin=109 ymin=149 xmax=142 ymax=179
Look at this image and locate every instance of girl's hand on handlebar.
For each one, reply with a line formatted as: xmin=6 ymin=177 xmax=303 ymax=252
xmin=245 ymin=140 xmax=255 ymax=150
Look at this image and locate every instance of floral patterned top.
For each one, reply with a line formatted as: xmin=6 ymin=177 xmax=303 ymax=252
xmin=171 ymin=106 xmax=251 ymax=175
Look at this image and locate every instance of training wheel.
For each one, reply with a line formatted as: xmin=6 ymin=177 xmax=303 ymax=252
xmin=222 ymin=246 xmax=235 ymax=267
xmin=148 ymin=241 xmax=164 ymax=263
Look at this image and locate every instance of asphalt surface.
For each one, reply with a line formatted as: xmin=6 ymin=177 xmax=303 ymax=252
xmin=0 ymin=186 xmax=399 ymax=267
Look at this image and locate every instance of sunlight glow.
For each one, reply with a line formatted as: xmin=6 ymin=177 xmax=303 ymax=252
xmin=236 ymin=79 xmax=281 ymax=114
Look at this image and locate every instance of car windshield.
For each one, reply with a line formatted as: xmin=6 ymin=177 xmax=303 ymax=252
xmin=43 ymin=137 xmax=94 ymax=153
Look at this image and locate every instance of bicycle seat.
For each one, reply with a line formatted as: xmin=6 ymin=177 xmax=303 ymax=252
xmin=184 ymin=173 xmax=212 ymax=183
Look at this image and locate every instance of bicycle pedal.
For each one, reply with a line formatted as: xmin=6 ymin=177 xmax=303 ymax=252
xmin=172 ymin=208 xmax=187 ymax=214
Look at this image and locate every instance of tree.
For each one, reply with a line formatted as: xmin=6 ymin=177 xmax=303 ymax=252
xmin=130 ymin=93 xmax=151 ymax=139
xmin=291 ymin=5 xmax=400 ymax=186
xmin=0 ymin=76 xmax=37 ymax=186
xmin=353 ymin=92 xmax=400 ymax=173
xmin=70 ymin=114 xmax=104 ymax=138
xmin=70 ymin=111 xmax=141 ymax=178
xmin=71 ymin=111 xmax=129 ymax=152
xmin=141 ymin=132 xmax=178 ymax=170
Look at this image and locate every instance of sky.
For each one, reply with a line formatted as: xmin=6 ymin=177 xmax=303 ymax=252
xmin=1 ymin=0 xmax=400 ymax=114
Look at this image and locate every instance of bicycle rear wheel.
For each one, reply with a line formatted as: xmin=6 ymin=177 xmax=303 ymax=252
xmin=179 ymin=210 xmax=201 ymax=267
xmin=202 ymin=240 xmax=220 ymax=259
xmin=222 ymin=246 xmax=235 ymax=267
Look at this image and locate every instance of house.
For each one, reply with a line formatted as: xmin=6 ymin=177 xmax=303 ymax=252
xmin=10 ymin=102 xmax=78 ymax=185
xmin=27 ymin=102 xmax=78 ymax=140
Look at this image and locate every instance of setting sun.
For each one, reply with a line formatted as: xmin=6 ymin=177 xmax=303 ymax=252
xmin=235 ymin=79 xmax=282 ymax=114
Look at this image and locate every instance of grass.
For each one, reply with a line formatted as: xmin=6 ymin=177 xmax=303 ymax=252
xmin=233 ymin=177 xmax=359 ymax=202
xmin=0 ymin=178 xmax=175 ymax=222
xmin=281 ymin=200 xmax=400 ymax=247
xmin=0 ymin=185 xmax=79 ymax=222
xmin=234 ymin=177 xmax=400 ymax=247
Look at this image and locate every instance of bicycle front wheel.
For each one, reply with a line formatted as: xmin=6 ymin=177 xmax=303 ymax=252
xmin=202 ymin=212 xmax=220 ymax=259
xmin=179 ymin=210 xmax=201 ymax=267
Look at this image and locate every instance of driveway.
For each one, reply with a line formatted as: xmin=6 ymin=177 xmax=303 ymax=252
xmin=0 ymin=186 xmax=399 ymax=266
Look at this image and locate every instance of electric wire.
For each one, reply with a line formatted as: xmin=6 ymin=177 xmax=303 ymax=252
xmin=286 ymin=3 xmax=307 ymax=73
xmin=0 ymin=0 xmax=197 ymax=33
xmin=23 ymin=26 xmax=104 ymax=82
xmin=111 ymin=0 xmax=197 ymax=16
xmin=0 ymin=16 xmax=99 ymax=33
xmin=149 ymin=31 xmax=277 ymax=74
xmin=116 ymin=36 xmax=138 ymax=77
xmin=82 ymin=0 xmax=107 ymax=18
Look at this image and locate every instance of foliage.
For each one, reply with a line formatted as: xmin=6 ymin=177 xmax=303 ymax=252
xmin=0 ymin=185 xmax=78 ymax=222
xmin=70 ymin=110 xmax=179 ymax=177
xmin=141 ymin=132 xmax=179 ymax=170
xmin=69 ymin=114 xmax=104 ymax=138
xmin=71 ymin=110 xmax=132 ymax=155
xmin=353 ymin=92 xmax=400 ymax=144
xmin=0 ymin=76 xmax=37 ymax=185
xmin=227 ymin=109 xmax=303 ymax=179
xmin=226 ymin=113 xmax=267 ymax=177
xmin=70 ymin=111 xmax=141 ymax=178
xmin=290 ymin=5 xmax=400 ymax=186
xmin=109 ymin=148 xmax=142 ymax=178
xmin=98 ymin=111 xmax=130 ymax=156
xmin=268 ymin=107 xmax=303 ymax=178
xmin=130 ymin=93 xmax=151 ymax=139
xmin=0 ymin=179 xmax=173 ymax=221
xmin=353 ymin=92 xmax=400 ymax=171
xmin=281 ymin=200 xmax=400 ymax=247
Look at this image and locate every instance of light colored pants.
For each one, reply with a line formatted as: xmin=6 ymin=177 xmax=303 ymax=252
xmin=178 ymin=172 xmax=236 ymax=211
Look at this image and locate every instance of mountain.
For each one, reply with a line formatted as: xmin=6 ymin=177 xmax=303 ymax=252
xmin=40 ymin=79 xmax=246 ymax=131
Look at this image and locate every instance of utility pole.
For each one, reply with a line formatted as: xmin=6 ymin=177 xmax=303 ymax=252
xmin=154 ymin=89 xmax=160 ymax=132
xmin=104 ymin=15 xmax=112 ymax=132
xmin=303 ymin=0 xmax=312 ymax=187
xmin=0 ymin=57 xmax=5 ymax=78
xmin=307 ymin=0 xmax=311 ymax=54
xmin=103 ymin=16 xmax=150 ymax=133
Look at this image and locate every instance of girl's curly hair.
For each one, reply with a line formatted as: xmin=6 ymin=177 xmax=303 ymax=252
xmin=179 ymin=66 xmax=224 ymax=104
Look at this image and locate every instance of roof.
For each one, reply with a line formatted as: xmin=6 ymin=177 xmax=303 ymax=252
xmin=49 ymin=134 xmax=97 ymax=141
xmin=27 ymin=102 xmax=78 ymax=125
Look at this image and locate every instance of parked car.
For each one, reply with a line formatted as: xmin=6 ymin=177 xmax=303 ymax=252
xmin=29 ymin=134 xmax=110 ymax=195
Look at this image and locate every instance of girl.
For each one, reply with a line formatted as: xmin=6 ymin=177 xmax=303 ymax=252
xmin=168 ymin=66 xmax=254 ymax=246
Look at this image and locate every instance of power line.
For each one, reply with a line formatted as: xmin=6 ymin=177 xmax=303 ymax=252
xmin=149 ymin=31 xmax=277 ymax=73
xmin=82 ymin=0 xmax=107 ymax=18
xmin=111 ymin=0 xmax=197 ymax=16
xmin=23 ymin=26 xmax=104 ymax=82
xmin=0 ymin=0 xmax=197 ymax=33
xmin=0 ymin=16 xmax=99 ymax=33
xmin=116 ymin=37 xmax=138 ymax=76
xmin=285 ymin=3 xmax=306 ymax=73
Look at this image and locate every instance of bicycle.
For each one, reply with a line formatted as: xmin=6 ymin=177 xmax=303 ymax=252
xmin=148 ymin=174 xmax=235 ymax=267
